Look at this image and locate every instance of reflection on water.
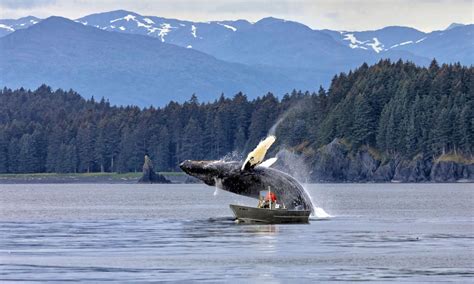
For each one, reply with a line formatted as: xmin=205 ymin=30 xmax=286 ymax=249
xmin=241 ymin=224 xmax=279 ymax=235
xmin=0 ymin=183 xmax=473 ymax=282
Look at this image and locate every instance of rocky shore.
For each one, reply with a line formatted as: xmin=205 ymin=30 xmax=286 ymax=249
xmin=307 ymin=139 xmax=474 ymax=183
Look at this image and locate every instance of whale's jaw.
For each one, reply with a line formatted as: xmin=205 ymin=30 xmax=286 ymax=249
xmin=179 ymin=160 xmax=241 ymax=186
xmin=180 ymin=160 xmax=216 ymax=185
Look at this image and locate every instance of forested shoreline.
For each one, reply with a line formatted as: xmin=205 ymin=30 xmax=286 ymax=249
xmin=0 ymin=60 xmax=472 ymax=181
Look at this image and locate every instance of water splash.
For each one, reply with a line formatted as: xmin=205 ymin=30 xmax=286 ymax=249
xmin=213 ymin=177 xmax=223 ymax=196
xmin=268 ymin=115 xmax=287 ymax=136
xmin=219 ymin=151 xmax=243 ymax=162
xmin=277 ymin=150 xmax=332 ymax=219
xmin=311 ymin=207 xmax=332 ymax=219
xmin=303 ymin=188 xmax=332 ymax=219
xmin=269 ymin=109 xmax=332 ymax=219
xmin=267 ymin=99 xmax=307 ymax=136
xmin=272 ymin=149 xmax=331 ymax=218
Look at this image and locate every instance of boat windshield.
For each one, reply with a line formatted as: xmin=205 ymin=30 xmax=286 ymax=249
xmin=259 ymin=190 xmax=268 ymax=199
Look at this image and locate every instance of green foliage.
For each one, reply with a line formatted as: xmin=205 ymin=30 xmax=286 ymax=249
xmin=0 ymin=60 xmax=472 ymax=174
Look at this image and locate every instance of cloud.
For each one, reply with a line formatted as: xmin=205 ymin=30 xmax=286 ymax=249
xmin=0 ymin=0 xmax=56 ymax=9
xmin=0 ymin=0 xmax=471 ymax=32
xmin=324 ymin=12 xmax=339 ymax=20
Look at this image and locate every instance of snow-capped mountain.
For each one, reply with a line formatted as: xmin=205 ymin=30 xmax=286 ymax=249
xmin=0 ymin=10 xmax=471 ymax=106
xmin=1 ymin=11 xmax=471 ymax=66
xmin=76 ymin=11 xmax=473 ymax=66
xmin=75 ymin=10 xmax=248 ymax=50
xmin=393 ymin=24 xmax=473 ymax=63
xmin=72 ymin=11 xmax=432 ymax=81
xmin=0 ymin=16 xmax=40 ymax=37
xmin=323 ymin=24 xmax=473 ymax=64
xmin=323 ymin=26 xmax=427 ymax=53
xmin=0 ymin=17 xmax=298 ymax=106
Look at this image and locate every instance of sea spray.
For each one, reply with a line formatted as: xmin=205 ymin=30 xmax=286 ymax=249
xmin=219 ymin=150 xmax=243 ymax=162
xmin=275 ymin=149 xmax=332 ymax=218
xmin=211 ymin=102 xmax=332 ymax=218
xmin=266 ymin=99 xmax=332 ymax=219
xmin=213 ymin=177 xmax=223 ymax=196
xmin=268 ymin=115 xmax=287 ymax=136
xmin=267 ymin=99 xmax=307 ymax=136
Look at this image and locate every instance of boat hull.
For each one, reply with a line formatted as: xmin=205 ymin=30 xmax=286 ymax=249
xmin=229 ymin=204 xmax=310 ymax=224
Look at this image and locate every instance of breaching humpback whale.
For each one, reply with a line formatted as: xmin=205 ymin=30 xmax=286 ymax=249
xmin=179 ymin=136 xmax=314 ymax=213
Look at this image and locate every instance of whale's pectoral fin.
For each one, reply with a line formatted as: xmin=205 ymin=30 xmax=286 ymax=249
xmin=258 ymin=157 xmax=277 ymax=168
xmin=241 ymin=136 xmax=276 ymax=170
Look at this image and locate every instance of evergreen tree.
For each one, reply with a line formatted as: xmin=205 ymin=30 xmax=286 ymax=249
xmin=77 ymin=122 xmax=97 ymax=172
xmin=432 ymin=107 xmax=451 ymax=155
xmin=0 ymin=130 xmax=8 ymax=173
xmin=0 ymin=60 xmax=471 ymax=174
xmin=181 ymin=118 xmax=202 ymax=160
xmin=8 ymin=139 xmax=20 ymax=173
xmin=351 ymin=94 xmax=376 ymax=147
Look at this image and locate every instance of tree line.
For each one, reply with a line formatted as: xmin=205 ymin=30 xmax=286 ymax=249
xmin=0 ymin=59 xmax=472 ymax=174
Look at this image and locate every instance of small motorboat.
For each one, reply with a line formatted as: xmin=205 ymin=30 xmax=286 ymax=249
xmin=230 ymin=189 xmax=311 ymax=224
xmin=229 ymin=204 xmax=311 ymax=224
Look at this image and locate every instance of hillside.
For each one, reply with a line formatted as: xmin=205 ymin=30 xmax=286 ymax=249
xmin=1 ymin=11 xmax=472 ymax=106
xmin=0 ymin=60 xmax=472 ymax=182
xmin=0 ymin=16 xmax=296 ymax=106
xmin=73 ymin=10 xmax=471 ymax=66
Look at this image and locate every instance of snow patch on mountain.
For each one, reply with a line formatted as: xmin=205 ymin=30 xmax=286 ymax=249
xmin=135 ymin=20 xmax=151 ymax=28
xmin=0 ymin=24 xmax=14 ymax=31
xmin=415 ymin=37 xmax=427 ymax=43
xmin=344 ymin=33 xmax=363 ymax=45
xmin=367 ymin=37 xmax=384 ymax=53
xmin=143 ymin=18 xmax=154 ymax=24
xmin=158 ymin=23 xmax=172 ymax=42
xmin=217 ymin=23 xmax=237 ymax=31
xmin=343 ymin=33 xmax=370 ymax=50
xmin=110 ymin=14 xmax=136 ymax=23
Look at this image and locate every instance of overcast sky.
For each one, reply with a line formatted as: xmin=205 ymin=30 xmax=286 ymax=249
xmin=0 ymin=0 xmax=472 ymax=32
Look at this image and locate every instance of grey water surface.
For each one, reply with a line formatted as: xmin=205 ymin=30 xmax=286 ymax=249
xmin=0 ymin=183 xmax=473 ymax=282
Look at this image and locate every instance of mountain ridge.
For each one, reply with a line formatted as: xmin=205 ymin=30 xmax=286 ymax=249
xmin=0 ymin=16 xmax=298 ymax=106
xmin=0 ymin=11 xmax=472 ymax=106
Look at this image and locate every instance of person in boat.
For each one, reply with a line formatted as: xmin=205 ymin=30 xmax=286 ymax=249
xmin=262 ymin=191 xmax=277 ymax=209
xmin=257 ymin=195 xmax=264 ymax=208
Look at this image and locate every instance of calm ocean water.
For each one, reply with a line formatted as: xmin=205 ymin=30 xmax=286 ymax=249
xmin=0 ymin=183 xmax=473 ymax=282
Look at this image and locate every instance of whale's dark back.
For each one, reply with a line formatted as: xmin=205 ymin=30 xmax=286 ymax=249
xmin=217 ymin=162 xmax=314 ymax=212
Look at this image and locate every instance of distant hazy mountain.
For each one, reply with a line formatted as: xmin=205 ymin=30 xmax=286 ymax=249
xmin=0 ymin=16 xmax=40 ymax=37
xmin=0 ymin=10 xmax=471 ymax=106
xmin=323 ymin=26 xmax=426 ymax=53
xmin=445 ymin=23 xmax=465 ymax=30
xmin=71 ymin=11 xmax=471 ymax=65
xmin=74 ymin=11 xmax=432 ymax=90
xmin=324 ymin=24 xmax=473 ymax=63
xmin=75 ymin=11 xmax=375 ymax=89
xmin=75 ymin=10 xmax=245 ymax=48
xmin=0 ymin=17 xmax=298 ymax=106
xmin=1 ymin=11 xmax=471 ymax=66
xmin=392 ymin=25 xmax=473 ymax=63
